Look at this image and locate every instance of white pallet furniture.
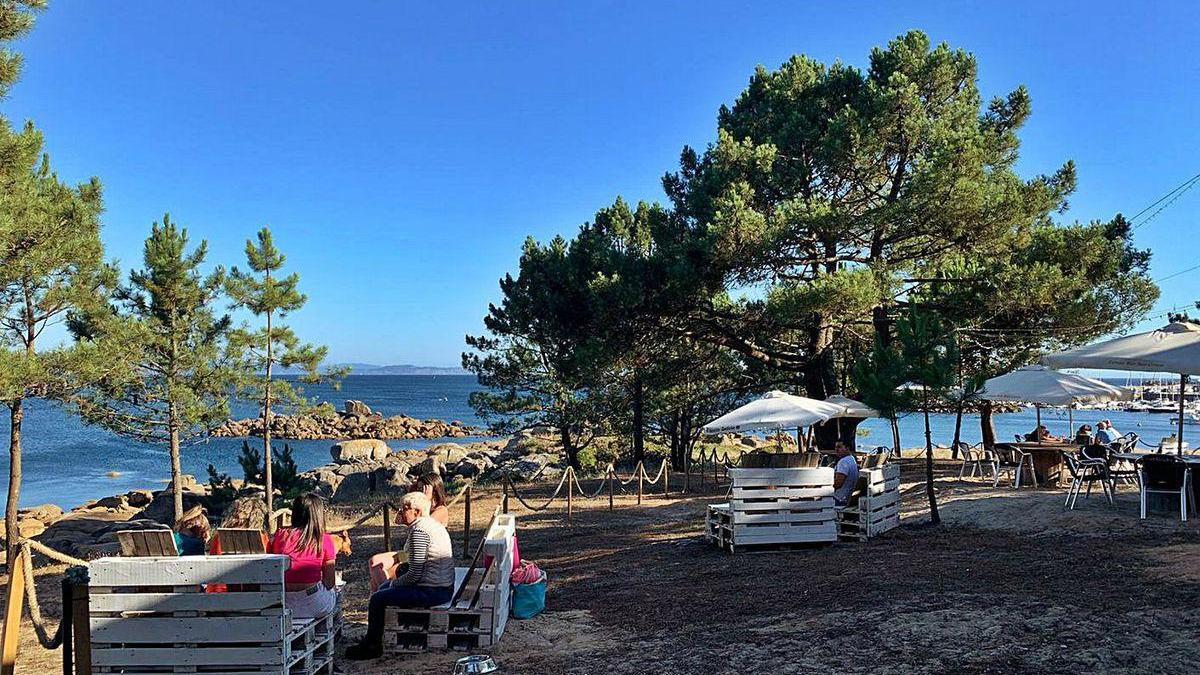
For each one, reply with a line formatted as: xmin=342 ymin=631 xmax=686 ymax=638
xmin=836 ymin=463 xmax=901 ymax=541
xmin=704 ymin=467 xmax=837 ymax=552
xmin=88 ymin=554 xmax=335 ymax=675
xmin=383 ymin=514 xmax=516 ymax=654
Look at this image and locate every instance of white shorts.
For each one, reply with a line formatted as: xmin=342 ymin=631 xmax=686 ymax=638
xmin=285 ymin=585 xmax=337 ymax=619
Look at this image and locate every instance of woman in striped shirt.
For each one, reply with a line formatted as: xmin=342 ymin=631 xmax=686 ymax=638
xmin=346 ymin=491 xmax=455 ymax=660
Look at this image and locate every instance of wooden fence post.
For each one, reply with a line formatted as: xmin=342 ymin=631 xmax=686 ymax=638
xmin=663 ymin=460 xmax=669 ymax=499
xmin=637 ymin=463 xmax=643 ymax=505
xmin=566 ymin=467 xmax=574 ymax=526
xmin=1 ymin=546 xmax=26 ymax=675
xmin=382 ymin=503 xmax=392 ymax=553
xmin=71 ymin=574 xmax=91 ymax=675
xmin=700 ymin=451 xmax=706 ymax=487
xmin=713 ymin=453 xmax=718 ymax=483
xmin=607 ymin=467 xmax=614 ymax=511
xmin=502 ymin=479 xmax=510 ymax=514
xmin=61 ymin=577 xmax=73 ymax=675
xmin=462 ymin=485 xmax=472 ymax=559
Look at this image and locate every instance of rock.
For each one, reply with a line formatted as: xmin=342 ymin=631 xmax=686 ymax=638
xmin=125 ymin=490 xmax=154 ymax=508
xmin=504 ymin=453 xmax=559 ymax=481
xmin=425 ymin=443 xmax=470 ymax=466
xmin=411 ymin=454 xmax=444 ymax=477
xmin=331 ymin=439 xmax=391 ymax=463
xmin=344 ymin=400 xmax=374 ymax=416
xmin=18 ymin=504 xmax=63 ymax=525
xmin=0 ymin=518 xmax=46 ymax=540
xmin=456 ymin=455 xmax=493 ymax=479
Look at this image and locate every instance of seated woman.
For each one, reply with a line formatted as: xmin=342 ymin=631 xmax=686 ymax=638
xmin=346 ymin=491 xmax=454 ymax=660
xmin=270 ymin=493 xmax=338 ymax=619
xmin=1027 ymin=425 xmax=1059 ymax=443
xmin=367 ymin=472 xmax=449 ymax=591
xmin=174 ymin=505 xmax=210 ymax=556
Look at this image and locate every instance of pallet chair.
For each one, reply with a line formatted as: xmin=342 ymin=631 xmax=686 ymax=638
xmin=216 ymin=527 xmax=269 ymax=554
xmin=116 ymin=529 xmax=179 ymax=556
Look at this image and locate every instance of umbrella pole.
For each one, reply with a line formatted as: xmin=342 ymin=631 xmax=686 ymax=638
xmin=1068 ymin=405 xmax=1074 ymax=438
xmin=1036 ymin=404 xmax=1042 ymax=433
xmin=1179 ymin=374 xmax=1187 ymax=455
xmin=796 ymin=427 xmax=802 ymax=451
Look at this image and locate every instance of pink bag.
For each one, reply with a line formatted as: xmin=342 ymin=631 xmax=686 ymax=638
xmin=484 ymin=534 xmax=520 ymax=570
xmin=510 ymin=559 xmax=543 ymax=585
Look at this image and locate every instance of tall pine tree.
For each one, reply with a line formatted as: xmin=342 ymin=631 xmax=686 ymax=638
xmin=72 ymin=217 xmax=233 ymax=522
xmin=227 ymin=227 xmax=336 ymax=519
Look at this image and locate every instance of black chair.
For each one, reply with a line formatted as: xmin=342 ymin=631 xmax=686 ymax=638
xmin=1063 ymin=452 xmax=1114 ymax=510
xmin=1139 ymin=454 xmax=1195 ymax=522
xmin=993 ymin=444 xmax=1037 ymax=488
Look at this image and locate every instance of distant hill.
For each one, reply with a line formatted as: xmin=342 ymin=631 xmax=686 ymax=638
xmin=274 ymin=363 xmax=470 ymax=376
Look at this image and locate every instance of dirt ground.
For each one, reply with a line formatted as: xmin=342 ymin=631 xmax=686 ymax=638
xmin=5 ymin=459 xmax=1200 ymax=674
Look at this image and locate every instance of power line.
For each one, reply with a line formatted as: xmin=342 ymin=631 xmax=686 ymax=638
xmin=1155 ymin=263 xmax=1200 ymax=283
xmin=1130 ymin=172 xmax=1200 ymax=230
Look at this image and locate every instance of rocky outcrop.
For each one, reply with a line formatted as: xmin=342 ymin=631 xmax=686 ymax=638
xmin=211 ymin=400 xmax=482 ymax=441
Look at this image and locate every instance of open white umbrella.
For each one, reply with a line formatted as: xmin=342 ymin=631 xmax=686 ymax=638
xmin=703 ymin=391 xmax=845 ymax=434
xmin=1042 ymin=321 xmax=1200 ymax=450
xmin=823 ymin=394 xmax=880 ymax=419
xmin=981 ymin=365 xmax=1133 ymax=435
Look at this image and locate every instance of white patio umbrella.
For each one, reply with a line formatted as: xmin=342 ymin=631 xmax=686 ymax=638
xmin=980 ymin=365 xmax=1133 ymax=435
xmin=823 ymin=394 xmax=880 ymax=419
xmin=703 ymin=391 xmax=846 ymax=448
xmin=1042 ymin=321 xmax=1200 ymax=451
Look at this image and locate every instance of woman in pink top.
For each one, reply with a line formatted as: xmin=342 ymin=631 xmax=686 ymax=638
xmin=271 ymin=493 xmax=338 ymax=618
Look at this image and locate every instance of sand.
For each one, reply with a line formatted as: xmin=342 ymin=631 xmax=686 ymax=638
xmin=4 ymin=459 xmax=1199 ymax=674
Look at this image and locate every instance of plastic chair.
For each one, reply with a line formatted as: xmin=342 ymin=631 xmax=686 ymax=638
xmin=1138 ymin=454 xmax=1195 ymax=522
xmin=955 ymin=442 xmax=991 ymax=480
xmin=993 ymin=444 xmax=1037 ymax=489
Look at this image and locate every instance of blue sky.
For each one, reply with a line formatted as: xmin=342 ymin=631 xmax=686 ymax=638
xmin=12 ymin=1 xmax=1199 ymax=366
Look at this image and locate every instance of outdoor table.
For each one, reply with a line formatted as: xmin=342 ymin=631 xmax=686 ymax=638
xmin=1010 ymin=442 xmax=1075 ymax=487
xmin=1112 ymin=452 xmax=1200 ymax=507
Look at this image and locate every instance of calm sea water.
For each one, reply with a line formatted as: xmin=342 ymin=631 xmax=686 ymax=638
xmin=0 ymin=374 xmax=1191 ymax=508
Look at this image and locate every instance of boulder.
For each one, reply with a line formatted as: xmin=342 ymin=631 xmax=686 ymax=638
xmin=0 ymin=518 xmax=46 ymax=541
xmin=504 ymin=453 xmax=559 ymax=481
xmin=331 ymin=439 xmax=391 ymax=463
xmin=18 ymin=504 xmax=63 ymax=525
xmin=410 ymin=454 xmax=444 ymax=478
xmin=456 ymin=455 xmax=493 ymax=479
xmin=125 ymin=490 xmax=154 ymax=508
xmin=425 ymin=443 xmax=471 ymax=466
xmin=344 ymin=400 xmax=374 ymax=416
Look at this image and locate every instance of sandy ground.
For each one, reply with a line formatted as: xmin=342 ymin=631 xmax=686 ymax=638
xmin=5 ymin=460 xmax=1200 ymax=674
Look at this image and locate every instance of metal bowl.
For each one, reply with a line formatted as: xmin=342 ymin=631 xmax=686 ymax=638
xmin=453 ymin=655 xmax=499 ymax=675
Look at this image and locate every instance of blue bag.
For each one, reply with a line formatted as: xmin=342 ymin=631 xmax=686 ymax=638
xmin=511 ymin=571 xmax=546 ymax=619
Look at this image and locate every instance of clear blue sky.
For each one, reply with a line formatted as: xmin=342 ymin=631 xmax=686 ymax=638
xmin=13 ymin=1 xmax=1199 ymax=366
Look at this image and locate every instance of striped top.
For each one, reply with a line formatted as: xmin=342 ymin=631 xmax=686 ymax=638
xmin=399 ymin=516 xmax=454 ymax=588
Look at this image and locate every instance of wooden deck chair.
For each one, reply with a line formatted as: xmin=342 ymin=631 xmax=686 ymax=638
xmin=216 ymin=528 xmax=268 ymax=554
xmin=116 ymin=529 xmax=178 ymax=556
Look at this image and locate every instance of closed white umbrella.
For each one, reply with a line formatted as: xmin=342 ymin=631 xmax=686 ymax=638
xmin=981 ymin=365 xmax=1133 ymax=435
xmin=703 ymin=391 xmax=845 ymax=433
xmin=1042 ymin=322 xmax=1200 ymax=450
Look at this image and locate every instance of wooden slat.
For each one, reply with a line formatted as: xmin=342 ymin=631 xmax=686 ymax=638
xmin=728 ymin=467 xmax=834 ymax=481
xmin=731 ymin=509 xmax=834 ymax=525
xmin=217 ymin=529 xmax=266 ymax=554
xmin=91 ymin=645 xmax=286 ymax=667
xmin=730 ymin=528 xmax=837 ymax=544
xmin=91 ymin=615 xmax=287 ymax=643
xmin=730 ymin=485 xmax=833 ymax=500
xmin=90 ymin=555 xmax=289 ymax=586
xmin=89 ymin=591 xmax=282 ymax=614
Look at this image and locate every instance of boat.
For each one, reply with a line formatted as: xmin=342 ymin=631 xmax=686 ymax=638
xmin=1171 ymin=412 xmax=1200 ymax=426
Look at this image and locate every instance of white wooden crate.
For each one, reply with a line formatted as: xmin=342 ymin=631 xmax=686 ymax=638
xmin=89 ymin=554 xmax=336 ymax=675
xmin=837 ymin=465 xmax=902 ymax=541
xmin=707 ymin=468 xmax=837 ymax=552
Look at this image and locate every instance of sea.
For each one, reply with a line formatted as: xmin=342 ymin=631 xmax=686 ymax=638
xmin=0 ymin=375 xmax=1191 ymax=508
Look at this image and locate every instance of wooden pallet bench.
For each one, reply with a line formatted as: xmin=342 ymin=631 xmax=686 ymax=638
xmin=382 ymin=514 xmax=516 ymax=655
xmin=705 ymin=467 xmax=837 ymax=553
xmin=88 ymin=554 xmax=337 ymax=675
xmin=836 ymin=463 xmax=901 ymax=541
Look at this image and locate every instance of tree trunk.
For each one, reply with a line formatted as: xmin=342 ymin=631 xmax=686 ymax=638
xmin=923 ymin=395 xmax=940 ymax=525
xmin=951 ymin=401 xmax=964 ymax=458
xmin=5 ymin=399 xmax=23 ymax=565
xmin=631 ymin=375 xmax=644 ymax=464
xmin=890 ymin=417 xmax=901 ymax=458
xmin=979 ymin=400 xmax=997 ymax=450
xmin=168 ymin=422 xmax=183 ymax=524
xmin=560 ymin=425 xmax=579 ymax=470
xmin=264 ymin=307 xmax=275 ymax=520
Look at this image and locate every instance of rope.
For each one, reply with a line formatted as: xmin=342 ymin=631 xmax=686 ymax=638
xmin=570 ymin=466 xmax=616 ymax=499
xmin=25 ymin=539 xmax=88 ymax=567
xmin=445 ymin=481 xmax=474 ymax=508
xmin=616 ymin=463 xmax=643 ymax=486
xmin=18 ymin=542 xmax=65 ymax=649
xmin=505 ymin=469 xmax=571 ymax=512
xmin=639 ymin=460 xmax=668 ymax=486
xmin=327 ymin=503 xmax=385 ymax=534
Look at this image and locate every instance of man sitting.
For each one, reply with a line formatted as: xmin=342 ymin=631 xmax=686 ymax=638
xmin=346 ymin=491 xmax=455 ymax=660
xmin=832 ymin=441 xmax=860 ymax=507
xmin=1095 ymin=420 xmax=1121 ymax=446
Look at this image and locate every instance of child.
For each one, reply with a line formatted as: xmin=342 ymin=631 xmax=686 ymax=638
xmin=174 ymin=505 xmax=210 ymax=556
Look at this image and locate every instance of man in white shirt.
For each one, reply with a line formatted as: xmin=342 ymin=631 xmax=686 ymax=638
xmin=832 ymin=441 xmax=860 ymax=506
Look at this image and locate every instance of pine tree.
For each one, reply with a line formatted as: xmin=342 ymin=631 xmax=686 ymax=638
xmin=227 ymin=227 xmax=339 ymax=519
xmin=72 ymin=217 xmax=234 ymax=522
